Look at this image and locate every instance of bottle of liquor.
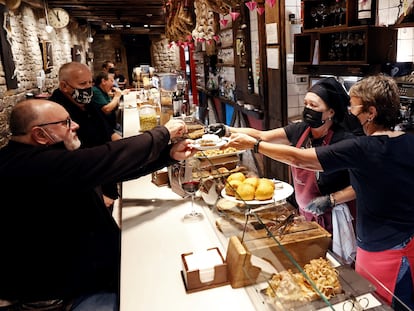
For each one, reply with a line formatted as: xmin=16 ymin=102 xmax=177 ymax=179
xmin=357 ymin=0 xmax=376 ymax=25
xmin=173 ymin=91 xmax=183 ymax=117
xmin=247 ymin=67 xmax=254 ymax=94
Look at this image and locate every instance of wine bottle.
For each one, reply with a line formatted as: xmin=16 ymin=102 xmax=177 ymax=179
xmin=173 ymin=91 xmax=182 ymax=117
xmin=247 ymin=67 xmax=254 ymax=94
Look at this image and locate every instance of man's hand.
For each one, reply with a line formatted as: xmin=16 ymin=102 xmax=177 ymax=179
xmin=303 ymin=195 xmax=332 ymax=216
xmin=206 ymin=123 xmax=229 ymax=137
xmin=102 ymin=194 xmax=115 ymax=209
xmin=170 ymin=139 xmax=197 ymax=161
xmin=164 ymin=119 xmax=187 ymax=139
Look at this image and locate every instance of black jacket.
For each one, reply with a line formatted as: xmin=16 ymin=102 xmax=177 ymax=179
xmin=0 ymin=127 xmax=175 ymax=301
xmin=50 ymin=89 xmax=119 ymax=199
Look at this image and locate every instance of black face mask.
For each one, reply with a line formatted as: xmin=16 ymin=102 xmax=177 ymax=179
xmin=72 ymin=87 xmax=93 ymax=105
xmin=303 ymin=107 xmax=324 ymax=128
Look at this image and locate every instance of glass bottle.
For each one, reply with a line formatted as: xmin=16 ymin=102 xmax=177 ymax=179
xmin=247 ymin=67 xmax=254 ymax=94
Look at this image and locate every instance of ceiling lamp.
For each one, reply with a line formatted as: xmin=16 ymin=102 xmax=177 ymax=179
xmin=43 ymin=0 xmax=53 ymax=33
xmin=87 ymin=24 xmax=94 ymax=43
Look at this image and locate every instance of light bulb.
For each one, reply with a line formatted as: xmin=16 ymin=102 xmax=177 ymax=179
xmin=45 ymin=24 xmax=53 ymax=33
xmin=87 ymin=36 xmax=94 ymax=43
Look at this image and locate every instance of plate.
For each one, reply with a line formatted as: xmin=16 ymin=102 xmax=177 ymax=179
xmin=194 ymin=149 xmax=245 ymax=159
xmin=221 ymin=180 xmax=294 ymax=205
xmin=192 ymin=138 xmax=228 ymax=151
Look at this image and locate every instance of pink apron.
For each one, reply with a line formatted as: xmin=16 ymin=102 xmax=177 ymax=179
xmin=356 ymin=238 xmax=414 ymax=305
xmin=290 ymin=127 xmax=334 ymax=231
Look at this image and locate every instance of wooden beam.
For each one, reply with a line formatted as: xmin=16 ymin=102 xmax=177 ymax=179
xmin=21 ymin=0 xmax=43 ymax=9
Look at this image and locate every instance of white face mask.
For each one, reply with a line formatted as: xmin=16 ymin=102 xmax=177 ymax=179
xmin=63 ymin=134 xmax=81 ymax=151
xmin=41 ymin=128 xmax=81 ymax=151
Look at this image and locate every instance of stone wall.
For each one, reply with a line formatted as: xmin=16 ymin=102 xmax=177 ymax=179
xmin=0 ymin=3 xmax=92 ymax=148
xmin=91 ymin=34 xmax=128 ymax=80
xmin=151 ymin=37 xmax=181 ymax=73
xmin=0 ymin=4 xmax=180 ymax=148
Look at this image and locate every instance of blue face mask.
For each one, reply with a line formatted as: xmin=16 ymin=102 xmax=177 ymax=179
xmin=303 ymin=107 xmax=324 ymax=128
xmin=72 ymin=87 xmax=93 ymax=105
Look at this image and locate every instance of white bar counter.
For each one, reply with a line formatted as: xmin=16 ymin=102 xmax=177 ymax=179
xmin=120 ymin=106 xmax=259 ymax=311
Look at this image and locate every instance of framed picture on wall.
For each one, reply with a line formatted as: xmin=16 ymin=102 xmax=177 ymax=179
xmin=40 ymin=40 xmax=53 ymax=73
xmin=72 ymin=45 xmax=82 ymax=62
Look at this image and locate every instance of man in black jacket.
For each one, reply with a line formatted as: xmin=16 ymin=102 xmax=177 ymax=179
xmin=0 ymin=99 xmax=193 ymax=310
xmin=49 ymin=62 xmax=121 ymax=211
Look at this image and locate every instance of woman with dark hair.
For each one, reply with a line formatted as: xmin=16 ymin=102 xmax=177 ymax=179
xmin=209 ymin=77 xmax=360 ymax=264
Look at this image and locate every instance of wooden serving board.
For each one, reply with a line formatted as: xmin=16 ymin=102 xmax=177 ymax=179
xmin=215 ymin=200 xmax=297 ymax=238
xmin=243 ymin=222 xmax=332 ymax=273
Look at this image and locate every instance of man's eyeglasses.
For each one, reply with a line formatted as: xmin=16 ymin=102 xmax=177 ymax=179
xmin=36 ymin=117 xmax=72 ymax=129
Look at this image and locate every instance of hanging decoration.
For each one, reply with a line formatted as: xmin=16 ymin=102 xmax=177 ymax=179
xmin=245 ymin=1 xmax=257 ymax=11
xmin=230 ymin=11 xmax=240 ymax=20
xmin=257 ymin=7 xmax=265 ymax=15
xmin=87 ymin=24 xmax=94 ymax=43
xmin=165 ymin=0 xmax=196 ymax=43
xmin=191 ymin=0 xmax=219 ymax=57
xmin=266 ymin=0 xmax=276 ymax=8
xmin=219 ymin=18 xmax=229 ymax=27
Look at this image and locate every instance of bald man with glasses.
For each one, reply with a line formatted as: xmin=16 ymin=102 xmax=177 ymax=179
xmin=1 ymin=99 xmax=193 ymax=311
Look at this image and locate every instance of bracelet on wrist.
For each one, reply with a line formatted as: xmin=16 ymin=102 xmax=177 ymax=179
xmin=225 ymin=126 xmax=231 ymax=137
xmin=253 ymin=138 xmax=262 ymax=153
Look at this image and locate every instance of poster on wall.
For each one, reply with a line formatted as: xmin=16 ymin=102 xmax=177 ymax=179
xmin=40 ymin=40 xmax=53 ymax=73
xmin=72 ymin=45 xmax=82 ymax=62
xmin=266 ymin=47 xmax=279 ymax=69
xmin=266 ymin=23 xmax=278 ymax=44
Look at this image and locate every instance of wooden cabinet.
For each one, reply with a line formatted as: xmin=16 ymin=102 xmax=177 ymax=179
xmin=301 ymin=0 xmax=357 ymax=31
xmin=294 ymin=0 xmax=396 ymax=76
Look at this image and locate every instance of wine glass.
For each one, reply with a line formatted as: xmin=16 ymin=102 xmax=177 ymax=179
xmin=316 ymin=4 xmax=327 ymax=27
xmin=310 ymin=7 xmax=319 ymax=28
xmin=178 ymin=159 xmax=204 ymax=222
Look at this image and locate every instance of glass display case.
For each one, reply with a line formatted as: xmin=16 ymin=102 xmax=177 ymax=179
xmin=208 ymin=175 xmax=393 ymax=311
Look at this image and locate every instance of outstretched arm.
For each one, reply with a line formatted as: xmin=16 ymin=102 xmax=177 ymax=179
xmin=225 ymin=132 xmax=323 ymax=171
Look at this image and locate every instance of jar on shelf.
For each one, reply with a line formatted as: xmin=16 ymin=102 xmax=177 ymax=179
xmin=139 ymin=104 xmax=157 ymax=132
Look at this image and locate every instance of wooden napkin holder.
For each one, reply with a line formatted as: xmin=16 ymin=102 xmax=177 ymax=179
xmin=181 ymin=247 xmax=229 ymax=293
xmin=151 ymin=169 xmax=169 ymax=186
xmin=226 ymin=236 xmax=262 ymax=288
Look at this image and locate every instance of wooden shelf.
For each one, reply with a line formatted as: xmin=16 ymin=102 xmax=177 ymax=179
xmin=293 ymin=63 xmax=383 ymax=76
xmin=391 ymin=22 xmax=414 ymax=28
xmin=293 ymin=26 xmax=397 ymax=76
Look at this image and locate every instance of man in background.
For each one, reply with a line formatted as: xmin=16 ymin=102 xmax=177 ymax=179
xmin=102 ymin=60 xmax=119 ymax=88
xmin=50 ymin=62 xmax=121 ymax=211
xmin=91 ymin=71 xmax=123 ymax=133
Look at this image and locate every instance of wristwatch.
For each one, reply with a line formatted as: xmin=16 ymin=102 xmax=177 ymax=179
xmin=253 ymin=139 xmax=262 ymax=153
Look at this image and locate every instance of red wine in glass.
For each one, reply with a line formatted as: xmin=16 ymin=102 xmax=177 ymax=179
xmin=181 ymin=180 xmax=200 ymax=194
xmin=179 ymin=161 xmax=204 ymax=222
